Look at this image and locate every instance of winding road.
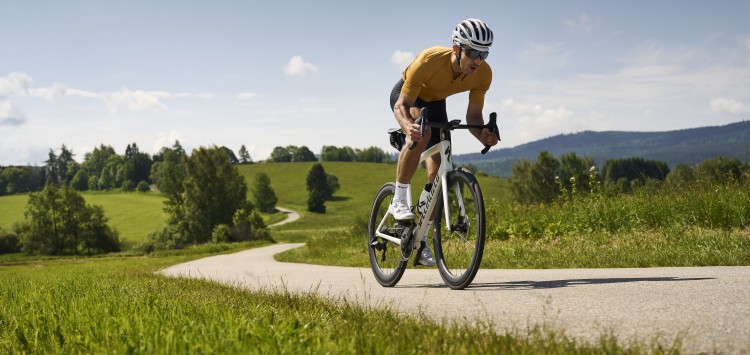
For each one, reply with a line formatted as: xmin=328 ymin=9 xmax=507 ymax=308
xmin=160 ymin=209 xmax=750 ymax=354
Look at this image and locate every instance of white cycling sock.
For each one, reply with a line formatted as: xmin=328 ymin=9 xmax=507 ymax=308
xmin=394 ymin=182 xmax=410 ymax=204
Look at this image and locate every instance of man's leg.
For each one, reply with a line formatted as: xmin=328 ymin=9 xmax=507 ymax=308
xmin=391 ymin=119 xmax=431 ymax=220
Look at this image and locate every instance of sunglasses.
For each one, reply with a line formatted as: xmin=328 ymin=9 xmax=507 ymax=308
xmin=461 ymin=46 xmax=489 ymax=60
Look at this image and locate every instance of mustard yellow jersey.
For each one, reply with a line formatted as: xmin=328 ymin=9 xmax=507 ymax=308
xmin=400 ymin=46 xmax=492 ymax=106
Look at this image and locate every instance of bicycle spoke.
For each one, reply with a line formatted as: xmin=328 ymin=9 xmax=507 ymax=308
xmin=433 ymin=170 xmax=485 ymax=290
xmin=368 ymin=183 xmax=407 ymax=287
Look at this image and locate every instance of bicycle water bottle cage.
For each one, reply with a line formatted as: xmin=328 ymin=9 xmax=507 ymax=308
xmin=388 ymin=128 xmax=406 ymax=151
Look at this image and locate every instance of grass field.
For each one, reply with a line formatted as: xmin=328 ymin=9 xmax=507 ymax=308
xmin=3 ymin=161 xmax=741 ymax=353
xmin=0 ymin=192 xmax=167 ymax=244
xmin=0 ymin=245 xmax=662 ymax=354
xmin=0 ymin=162 xmax=507 ymax=243
xmin=237 ymin=161 xmax=508 ymax=242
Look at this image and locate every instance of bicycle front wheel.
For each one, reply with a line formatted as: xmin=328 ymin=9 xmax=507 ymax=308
xmin=433 ymin=170 xmax=485 ymax=290
xmin=367 ymin=182 xmax=408 ymax=287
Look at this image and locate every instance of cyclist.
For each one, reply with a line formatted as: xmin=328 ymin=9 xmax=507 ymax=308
xmin=389 ymin=18 xmax=499 ymax=266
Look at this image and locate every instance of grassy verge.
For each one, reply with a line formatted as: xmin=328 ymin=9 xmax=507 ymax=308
xmin=0 ymin=247 xmax=672 ymax=353
xmin=278 ymin=180 xmax=750 ymax=268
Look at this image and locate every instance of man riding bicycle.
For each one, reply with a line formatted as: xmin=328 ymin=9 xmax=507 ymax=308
xmin=389 ymin=18 xmax=499 ymax=266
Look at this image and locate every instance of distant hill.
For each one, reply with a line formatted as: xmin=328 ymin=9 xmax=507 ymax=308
xmin=455 ymin=120 xmax=750 ymax=178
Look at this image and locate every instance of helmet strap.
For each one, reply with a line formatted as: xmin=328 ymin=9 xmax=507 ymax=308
xmin=456 ymin=47 xmax=462 ymax=70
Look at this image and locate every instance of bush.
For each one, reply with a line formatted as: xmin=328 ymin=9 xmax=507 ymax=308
xmin=121 ymin=180 xmax=135 ymax=192
xmin=137 ymin=181 xmax=150 ymax=192
xmin=0 ymin=228 xmax=20 ymax=254
xmin=139 ymin=224 xmax=188 ymax=252
xmin=211 ymin=224 xmax=232 ymax=243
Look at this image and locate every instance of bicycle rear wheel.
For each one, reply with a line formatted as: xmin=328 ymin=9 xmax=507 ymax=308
xmin=433 ymin=170 xmax=485 ymax=290
xmin=367 ymin=182 xmax=408 ymax=287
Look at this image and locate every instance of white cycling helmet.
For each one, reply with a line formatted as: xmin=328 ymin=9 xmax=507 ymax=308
xmin=452 ymin=18 xmax=493 ymax=51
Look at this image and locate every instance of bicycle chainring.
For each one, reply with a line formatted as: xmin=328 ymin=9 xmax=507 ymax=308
xmin=396 ymin=221 xmax=415 ymax=261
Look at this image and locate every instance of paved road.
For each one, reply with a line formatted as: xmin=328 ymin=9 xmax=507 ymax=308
xmin=269 ymin=207 xmax=300 ymax=227
xmin=160 ymin=243 xmax=750 ymax=354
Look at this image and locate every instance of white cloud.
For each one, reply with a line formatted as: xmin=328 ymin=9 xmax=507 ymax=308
xmin=0 ymin=100 xmax=27 ymax=126
xmin=710 ymin=98 xmax=750 ymax=115
xmin=0 ymin=72 xmax=32 ymax=126
xmin=745 ymin=36 xmax=750 ymax=64
xmin=391 ymin=50 xmax=414 ymax=69
xmin=564 ymin=13 xmax=595 ymax=33
xmin=29 ymin=81 xmax=69 ymax=102
xmin=501 ymin=98 xmax=576 ymax=142
xmin=153 ymin=131 xmax=183 ymax=153
xmin=283 ymin=56 xmax=319 ymax=77
xmin=237 ymin=92 xmax=256 ymax=100
xmin=0 ymin=72 xmax=32 ymax=99
xmin=101 ymin=87 xmax=168 ymax=113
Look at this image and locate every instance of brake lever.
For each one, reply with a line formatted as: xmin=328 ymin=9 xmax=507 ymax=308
xmin=408 ymin=107 xmax=428 ymax=150
xmin=480 ymin=112 xmax=498 ymax=155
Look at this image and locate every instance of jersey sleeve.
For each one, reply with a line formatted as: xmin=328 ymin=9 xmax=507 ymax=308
xmin=400 ymin=50 xmax=438 ymax=99
xmin=468 ymin=65 xmax=492 ymax=106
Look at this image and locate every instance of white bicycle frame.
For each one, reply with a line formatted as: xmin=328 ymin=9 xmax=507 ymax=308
xmin=374 ymin=138 xmax=467 ymax=247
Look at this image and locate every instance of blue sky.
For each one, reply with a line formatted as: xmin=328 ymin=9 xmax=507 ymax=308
xmin=2 ymin=0 xmax=749 ymax=165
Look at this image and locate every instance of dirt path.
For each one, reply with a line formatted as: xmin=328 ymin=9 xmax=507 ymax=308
xmin=160 ymin=243 xmax=750 ymax=354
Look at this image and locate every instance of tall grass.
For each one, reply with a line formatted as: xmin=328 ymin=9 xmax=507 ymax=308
xmin=0 ymin=248 xmax=662 ymax=354
xmin=279 ymin=176 xmax=750 ymax=269
xmin=487 ymin=180 xmax=750 ymax=238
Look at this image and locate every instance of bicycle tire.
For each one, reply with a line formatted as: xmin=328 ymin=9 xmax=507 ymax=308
xmin=367 ymin=182 xmax=408 ymax=287
xmin=432 ymin=170 xmax=485 ymax=290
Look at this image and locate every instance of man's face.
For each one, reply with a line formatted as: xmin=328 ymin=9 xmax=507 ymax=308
xmin=456 ymin=46 xmax=488 ymax=75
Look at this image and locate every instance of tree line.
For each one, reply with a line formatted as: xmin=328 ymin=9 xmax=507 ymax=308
xmin=267 ymin=145 xmax=394 ymax=163
xmin=0 ymin=141 xmax=345 ymax=255
xmin=0 ymin=142 xmax=392 ymax=196
xmin=510 ymin=151 xmax=750 ymax=205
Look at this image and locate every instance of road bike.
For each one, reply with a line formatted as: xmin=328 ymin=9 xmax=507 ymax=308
xmin=368 ymin=108 xmax=498 ymax=290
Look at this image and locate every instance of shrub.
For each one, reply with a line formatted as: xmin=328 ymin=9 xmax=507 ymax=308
xmin=137 ymin=181 xmax=150 ymax=192
xmin=211 ymin=224 xmax=232 ymax=243
xmin=0 ymin=228 xmax=20 ymax=254
xmin=121 ymin=180 xmax=135 ymax=192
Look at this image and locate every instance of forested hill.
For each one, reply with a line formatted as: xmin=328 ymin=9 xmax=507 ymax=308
xmin=455 ymin=120 xmax=750 ymax=178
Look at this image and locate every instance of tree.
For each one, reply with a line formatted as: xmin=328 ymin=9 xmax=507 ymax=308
xmin=293 ymin=146 xmax=317 ymax=162
xmin=252 ymin=172 xmax=278 ymax=213
xmin=306 ymin=163 xmax=339 ymax=212
xmin=603 ymin=157 xmax=670 ymax=184
xmin=509 ymin=151 xmax=560 ymax=204
xmin=45 ymin=144 xmax=76 ymax=186
xmin=355 ymin=146 xmax=390 ymax=163
xmin=179 ymin=146 xmax=250 ymax=243
xmin=71 ymin=169 xmax=89 ymax=191
xmin=306 ymin=164 xmax=328 ymax=212
xmin=82 ymin=144 xmax=117 ymax=188
xmin=268 ymin=146 xmax=292 ymax=162
xmin=220 ymin=146 xmax=240 ymax=165
xmin=238 ymin=145 xmax=252 ymax=164
xmin=320 ymin=145 xmax=356 ymax=162
xmin=20 ymin=185 xmax=120 ymax=255
xmin=694 ymin=156 xmax=745 ymax=184
xmin=1 ymin=166 xmax=31 ymax=194
xmin=558 ymin=153 xmax=594 ymax=195
xmin=122 ymin=142 xmax=152 ymax=185
xmin=530 ymin=151 xmax=560 ymax=204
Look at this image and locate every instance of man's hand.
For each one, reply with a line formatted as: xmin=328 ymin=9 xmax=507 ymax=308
xmin=406 ymin=121 xmax=423 ymax=142
xmin=480 ymin=127 xmax=498 ymax=147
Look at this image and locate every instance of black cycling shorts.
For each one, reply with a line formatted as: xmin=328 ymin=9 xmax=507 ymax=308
xmin=390 ymin=79 xmax=450 ymax=149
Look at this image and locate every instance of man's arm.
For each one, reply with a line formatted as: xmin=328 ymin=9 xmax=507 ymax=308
xmin=466 ymin=102 xmax=498 ymax=147
xmin=394 ymin=93 xmax=422 ymax=143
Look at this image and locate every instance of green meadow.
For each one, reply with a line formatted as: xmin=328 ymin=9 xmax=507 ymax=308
xmin=2 ymin=161 xmax=748 ymax=353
